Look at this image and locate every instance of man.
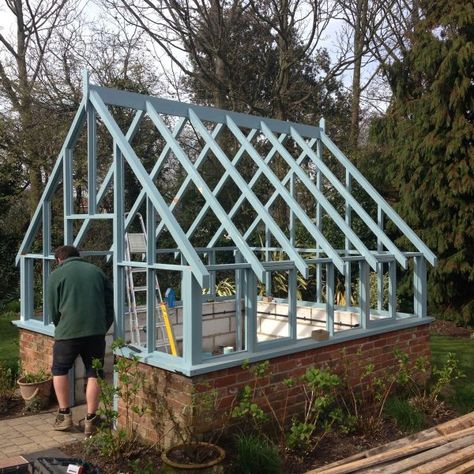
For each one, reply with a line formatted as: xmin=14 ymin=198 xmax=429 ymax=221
xmin=47 ymin=245 xmax=114 ymax=435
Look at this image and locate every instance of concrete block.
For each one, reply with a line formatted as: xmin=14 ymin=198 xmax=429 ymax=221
xmin=203 ymin=317 xmax=230 ymax=336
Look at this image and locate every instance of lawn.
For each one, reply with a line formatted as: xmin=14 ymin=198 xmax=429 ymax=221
xmin=0 ymin=311 xmax=20 ymax=371
xmin=430 ymin=335 xmax=474 ymax=414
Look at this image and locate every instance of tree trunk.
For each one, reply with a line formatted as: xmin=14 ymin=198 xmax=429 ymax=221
xmin=350 ymin=0 xmax=369 ymax=148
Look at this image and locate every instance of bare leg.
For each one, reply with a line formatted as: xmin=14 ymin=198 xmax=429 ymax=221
xmin=86 ymin=377 xmax=100 ymax=414
xmin=53 ymin=375 xmax=70 ymax=409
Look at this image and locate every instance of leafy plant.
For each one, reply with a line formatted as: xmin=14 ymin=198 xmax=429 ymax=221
xmin=19 ymin=368 xmax=50 ymax=383
xmin=338 ymin=347 xmax=403 ymax=434
xmin=233 ymin=433 xmax=283 ymax=474
xmin=0 ymin=361 xmax=16 ymax=412
xmin=86 ymin=338 xmax=151 ymax=461
xmin=203 ymin=277 xmax=236 ymax=297
xmin=286 ymin=367 xmax=343 ymax=453
xmin=232 ymin=359 xmax=299 ymax=451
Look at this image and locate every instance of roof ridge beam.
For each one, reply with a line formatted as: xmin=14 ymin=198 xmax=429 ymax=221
xmin=188 ymin=109 xmax=309 ymax=279
xmin=146 ymin=102 xmax=267 ymax=282
xmin=91 ymin=84 xmax=322 ymax=139
xmin=89 ymin=90 xmax=210 ymax=287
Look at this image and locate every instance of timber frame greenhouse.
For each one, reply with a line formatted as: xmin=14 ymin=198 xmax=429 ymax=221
xmin=15 ymin=71 xmax=435 ymax=415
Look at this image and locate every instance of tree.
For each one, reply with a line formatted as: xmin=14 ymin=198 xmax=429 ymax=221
xmin=0 ymin=0 xmax=77 ymax=213
xmin=368 ymin=0 xmax=474 ymax=324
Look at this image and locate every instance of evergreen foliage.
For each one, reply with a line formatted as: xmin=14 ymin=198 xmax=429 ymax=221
xmin=368 ymin=0 xmax=474 ymax=324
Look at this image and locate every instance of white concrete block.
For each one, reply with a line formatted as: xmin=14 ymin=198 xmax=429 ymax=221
xmin=203 ymin=317 xmax=231 ymax=336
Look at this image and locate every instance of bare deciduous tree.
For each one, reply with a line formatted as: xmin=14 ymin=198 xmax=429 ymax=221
xmin=0 ymin=0 xmax=76 ymax=211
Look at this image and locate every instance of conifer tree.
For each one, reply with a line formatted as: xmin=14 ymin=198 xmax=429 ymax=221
xmin=370 ymin=0 xmax=474 ymax=324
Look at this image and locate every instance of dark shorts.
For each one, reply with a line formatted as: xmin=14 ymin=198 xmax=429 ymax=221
xmin=52 ymin=335 xmax=106 ymax=378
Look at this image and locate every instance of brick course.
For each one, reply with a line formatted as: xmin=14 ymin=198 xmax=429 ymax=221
xmin=116 ymin=323 xmax=431 ymax=446
xmin=18 ymin=325 xmax=431 ymax=446
xmin=18 ymin=329 xmax=54 ymax=375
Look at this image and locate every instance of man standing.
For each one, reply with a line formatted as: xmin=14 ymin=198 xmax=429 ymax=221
xmin=47 ymin=245 xmax=114 ymax=435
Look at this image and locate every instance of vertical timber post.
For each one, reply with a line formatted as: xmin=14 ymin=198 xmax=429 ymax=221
xmin=345 ymin=170 xmax=352 ymax=308
xmin=359 ymin=260 xmax=370 ymax=329
xmin=388 ymin=260 xmax=397 ymax=320
xmin=377 ymin=207 xmax=384 ymax=310
xmin=288 ymin=267 xmax=297 ymax=340
xmin=42 ymin=202 xmax=51 ymax=325
xmin=235 ymin=250 xmax=243 ymax=351
xmin=63 ymin=149 xmax=73 ymax=244
xmin=244 ymin=269 xmax=257 ymax=354
xmin=326 ymin=262 xmax=335 ymax=336
xmin=146 ymin=197 xmax=156 ymax=353
xmin=113 ymin=142 xmax=125 ymax=339
xmin=316 ymin=118 xmax=324 ymax=303
xmin=20 ymin=257 xmax=33 ymax=321
xmin=182 ymin=269 xmax=202 ymax=367
xmin=87 ymin=102 xmax=97 ymax=215
xmin=414 ymin=255 xmax=427 ymax=318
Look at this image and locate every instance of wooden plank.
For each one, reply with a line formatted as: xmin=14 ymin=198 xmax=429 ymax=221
xmin=443 ymin=458 xmax=474 ymax=474
xmin=306 ymin=426 xmax=474 ymax=474
xmin=406 ymin=443 xmax=474 ymax=473
xmin=436 ymin=411 xmax=474 ymax=435
xmin=308 ymin=429 xmax=440 ymax=474
xmin=366 ymin=434 xmax=474 ymax=474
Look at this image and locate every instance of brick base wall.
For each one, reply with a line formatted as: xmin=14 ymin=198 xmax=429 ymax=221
xmin=19 ymin=329 xmax=54 ymax=375
xmin=118 ymin=324 xmax=431 ymax=446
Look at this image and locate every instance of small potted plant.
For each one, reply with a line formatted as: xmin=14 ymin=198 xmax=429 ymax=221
xmin=17 ymin=368 xmax=52 ymax=411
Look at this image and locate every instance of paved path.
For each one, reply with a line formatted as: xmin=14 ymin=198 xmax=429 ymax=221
xmin=0 ymin=405 xmax=86 ymax=460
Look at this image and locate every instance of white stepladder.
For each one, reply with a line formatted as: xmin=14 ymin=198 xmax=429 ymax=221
xmin=124 ymin=213 xmax=177 ymax=355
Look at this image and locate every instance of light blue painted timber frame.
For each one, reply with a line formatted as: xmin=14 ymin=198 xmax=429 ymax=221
xmin=15 ymin=71 xmax=436 ymax=377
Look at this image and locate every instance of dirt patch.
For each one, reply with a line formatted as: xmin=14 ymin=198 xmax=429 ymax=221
xmin=62 ymin=441 xmax=163 ymax=473
xmin=429 ymin=319 xmax=474 ymax=338
xmin=59 ymin=409 xmax=459 ymax=474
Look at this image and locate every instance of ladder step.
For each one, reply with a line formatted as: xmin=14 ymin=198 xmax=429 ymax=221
xmin=127 ymin=233 xmax=147 ymax=253
xmin=130 ymin=268 xmax=146 ymax=274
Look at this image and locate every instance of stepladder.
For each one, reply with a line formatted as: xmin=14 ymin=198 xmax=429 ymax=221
xmin=124 ymin=215 xmax=177 ymax=355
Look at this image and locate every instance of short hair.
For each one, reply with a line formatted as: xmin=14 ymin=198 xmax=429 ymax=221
xmin=54 ymin=245 xmax=80 ymax=261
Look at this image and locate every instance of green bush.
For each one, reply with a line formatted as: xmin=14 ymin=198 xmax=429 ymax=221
xmin=384 ymin=397 xmax=425 ymax=433
xmin=233 ymin=433 xmax=283 ymax=474
xmin=0 ymin=361 xmax=16 ymax=411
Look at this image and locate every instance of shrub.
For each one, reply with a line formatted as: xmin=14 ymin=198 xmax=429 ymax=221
xmin=286 ymin=367 xmax=343 ymax=453
xmin=0 ymin=361 xmax=16 ymax=412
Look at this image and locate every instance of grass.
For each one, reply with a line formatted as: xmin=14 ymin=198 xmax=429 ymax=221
xmin=384 ymin=397 xmax=425 ymax=433
xmin=0 ymin=311 xmax=20 ymax=372
xmin=430 ymin=335 xmax=474 ymax=414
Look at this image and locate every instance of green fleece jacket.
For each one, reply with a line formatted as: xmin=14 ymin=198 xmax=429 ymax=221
xmin=47 ymin=257 xmax=114 ymax=340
